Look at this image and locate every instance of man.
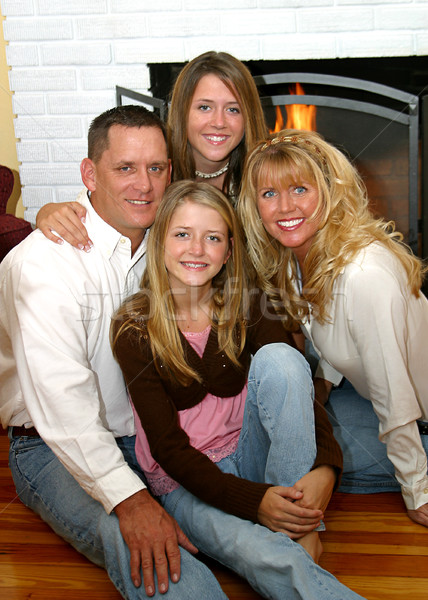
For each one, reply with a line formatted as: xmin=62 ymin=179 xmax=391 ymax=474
xmin=0 ymin=106 xmax=226 ymax=600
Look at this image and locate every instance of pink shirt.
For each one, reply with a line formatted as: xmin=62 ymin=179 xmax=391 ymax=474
xmin=133 ymin=326 xmax=247 ymax=495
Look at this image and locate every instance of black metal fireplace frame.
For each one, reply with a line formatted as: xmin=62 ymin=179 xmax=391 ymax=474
xmin=116 ymin=85 xmax=168 ymax=121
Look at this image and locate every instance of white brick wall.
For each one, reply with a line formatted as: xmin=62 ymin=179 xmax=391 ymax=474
xmin=1 ymin=0 xmax=427 ymax=221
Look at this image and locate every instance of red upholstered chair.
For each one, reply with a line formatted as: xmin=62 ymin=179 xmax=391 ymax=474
xmin=0 ymin=165 xmax=33 ymax=262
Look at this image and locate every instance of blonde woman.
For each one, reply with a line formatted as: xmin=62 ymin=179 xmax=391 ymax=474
xmin=35 ymin=51 xmax=267 ymax=248
xmin=237 ymin=128 xmax=428 ymax=528
xmin=110 ymin=180 xmax=365 ymax=600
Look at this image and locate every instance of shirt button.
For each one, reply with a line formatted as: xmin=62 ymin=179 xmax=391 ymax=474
xmin=120 ymin=238 xmax=126 ymax=244
xmin=424 ymin=487 xmax=428 ymax=494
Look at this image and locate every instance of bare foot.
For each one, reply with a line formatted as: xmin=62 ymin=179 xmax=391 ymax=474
xmin=296 ymin=531 xmax=323 ymax=563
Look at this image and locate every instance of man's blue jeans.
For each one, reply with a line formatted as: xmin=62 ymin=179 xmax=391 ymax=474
xmin=161 ymin=344 xmax=365 ymax=600
xmin=8 ymin=430 xmax=227 ymax=599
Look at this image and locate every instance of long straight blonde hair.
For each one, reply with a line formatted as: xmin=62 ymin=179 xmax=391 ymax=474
xmin=112 ymin=180 xmax=253 ymax=385
xmin=238 ymin=129 xmax=426 ymax=325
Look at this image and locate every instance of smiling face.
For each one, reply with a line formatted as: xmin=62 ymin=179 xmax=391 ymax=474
xmin=81 ymin=124 xmax=171 ymax=253
xmin=187 ymin=74 xmax=245 ymax=174
xmin=257 ymin=175 xmax=322 ymax=270
xmin=164 ymin=200 xmax=231 ymax=294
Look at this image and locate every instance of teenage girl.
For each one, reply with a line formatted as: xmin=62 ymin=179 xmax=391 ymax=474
xmin=110 ymin=179 xmax=365 ymax=600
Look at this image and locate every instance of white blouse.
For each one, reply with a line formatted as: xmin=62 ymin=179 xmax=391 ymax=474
xmin=302 ymin=242 xmax=428 ymax=510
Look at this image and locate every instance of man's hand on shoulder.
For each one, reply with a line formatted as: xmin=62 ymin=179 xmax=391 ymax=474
xmin=114 ymin=489 xmax=197 ymax=596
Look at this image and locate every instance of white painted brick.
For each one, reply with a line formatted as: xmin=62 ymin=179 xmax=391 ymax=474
xmin=111 ymin=0 xmax=180 ymax=11
xmin=12 ymin=93 xmax=45 ymax=116
xmin=41 ymin=43 xmax=111 ymax=65
xmin=114 ymin=40 xmax=187 ymax=64
xmin=24 ymin=209 xmax=39 ymax=223
xmin=80 ymin=66 xmax=150 ymax=91
xmin=148 ymin=13 xmax=221 ymax=37
xmin=17 ymin=141 xmax=49 ymax=162
xmin=337 ymin=32 xmax=414 ymax=58
xmin=47 ymin=93 xmax=113 ymax=115
xmin=184 ymin=38 xmax=262 ymax=62
xmin=20 ymin=165 xmax=81 ymax=186
xmin=9 ymin=68 xmax=76 ymax=91
xmin=3 ymin=18 xmax=73 ymax=42
xmin=38 ymin=0 xmax=107 ymax=14
xmin=23 ymin=207 xmax=41 ymax=224
xmin=0 ymin=0 xmax=34 ymax=17
xmin=53 ymin=187 xmax=85 ymax=203
xmin=221 ymin=10 xmax=296 ymax=35
xmin=338 ymin=0 xmax=402 ymax=4
xmin=22 ymin=186 xmax=54 ymax=209
xmin=50 ymin=141 xmax=87 ymax=162
xmin=299 ymin=8 xmax=375 ymax=33
xmin=185 ymin=0 xmax=257 ymax=8
xmin=14 ymin=117 xmax=83 ymax=139
xmin=376 ymin=7 xmax=428 ymax=30
xmin=415 ymin=33 xmax=428 ymax=55
xmin=259 ymin=0 xmax=331 ymax=6
xmin=76 ymin=16 xmax=148 ymax=39
xmin=5 ymin=44 xmax=38 ymax=66
xmin=261 ymin=33 xmax=336 ymax=61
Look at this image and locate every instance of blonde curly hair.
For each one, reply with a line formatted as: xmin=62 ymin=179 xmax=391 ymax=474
xmin=237 ymin=129 xmax=426 ymax=325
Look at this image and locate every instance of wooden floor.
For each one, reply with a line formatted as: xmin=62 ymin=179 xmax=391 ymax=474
xmin=1 ymin=428 xmax=427 ymax=600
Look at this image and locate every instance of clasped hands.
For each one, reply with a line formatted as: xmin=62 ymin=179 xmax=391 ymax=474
xmin=257 ymin=465 xmax=336 ymax=539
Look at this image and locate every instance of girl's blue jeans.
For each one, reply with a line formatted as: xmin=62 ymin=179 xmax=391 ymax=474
xmin=8 ymin=430 xmax=227 ymax=600
xmin=161 ymin=343 xmax=365 ymax=600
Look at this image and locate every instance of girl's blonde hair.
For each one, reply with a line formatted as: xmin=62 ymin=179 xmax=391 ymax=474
xmin=112 ymin=180 xmax=253 ymax=385
xmin=167 ymin=51 xmax=267 ymax=200
xmin=237 ymin=129 xmax=426 ymax=325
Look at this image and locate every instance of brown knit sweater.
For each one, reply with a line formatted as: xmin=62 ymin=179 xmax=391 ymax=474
xmin=113 ymin=291 xmax=343 ymax=524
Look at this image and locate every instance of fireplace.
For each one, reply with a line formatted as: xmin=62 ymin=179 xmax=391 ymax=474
xmin=116 ymin=56 xmax=428 ymax=262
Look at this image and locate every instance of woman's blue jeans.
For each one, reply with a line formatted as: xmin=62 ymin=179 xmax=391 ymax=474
xmin=326 ymin=380 xmax=428 ymax=493
xmin=161 ymin=343 xmax=365 ymax=600
xmin=8 ymin=430 xmax=227 ymax=600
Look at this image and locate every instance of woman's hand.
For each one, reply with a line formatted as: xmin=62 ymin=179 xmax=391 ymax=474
xmin=407 ymin=503 xmax=428 ymax=527
xmin=36 ymin=202 xmax=92 ymax=250
xmin=293 ymin=465 xmax=336 ymax=514
xmin=257 ymin=486 xmax=323 ymax=539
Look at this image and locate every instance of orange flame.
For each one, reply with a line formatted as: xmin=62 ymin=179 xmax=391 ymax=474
xmin=269 ymin=83 xmax=316 ymax=133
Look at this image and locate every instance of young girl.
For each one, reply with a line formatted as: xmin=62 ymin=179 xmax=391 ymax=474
xmin=35 ymin=51 xmax=267 ymax=248
xmin=110 ymin=180 xmax=365 ymax=600
xmin=237 ymin=128 xmax=428 ymax=528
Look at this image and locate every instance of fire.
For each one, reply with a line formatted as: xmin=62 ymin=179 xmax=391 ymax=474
xmin=269 ymin=82 xmax=316 ymax=133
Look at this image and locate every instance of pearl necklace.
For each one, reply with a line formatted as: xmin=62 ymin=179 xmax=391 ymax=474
xmin=195 ymin=162 xmax=229 ymax=179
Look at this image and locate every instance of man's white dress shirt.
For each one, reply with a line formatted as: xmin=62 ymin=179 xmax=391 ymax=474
xmin=0 ymin=190 xmax=147 ymax=513
xmin=302 ymin=242 xmax=428 ymax=510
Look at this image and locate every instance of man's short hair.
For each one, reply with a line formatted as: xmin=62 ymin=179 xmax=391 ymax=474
xmin=88 ymin=105 xmax=167 ymax=163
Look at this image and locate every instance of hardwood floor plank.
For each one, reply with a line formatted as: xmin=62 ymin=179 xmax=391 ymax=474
xmin=336 ymin=576 xmax=428 ymax=600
